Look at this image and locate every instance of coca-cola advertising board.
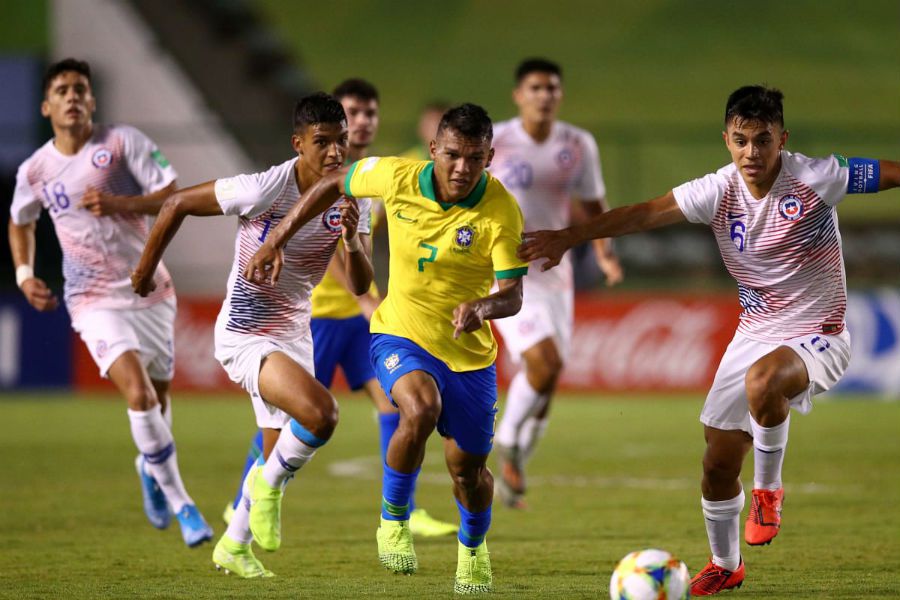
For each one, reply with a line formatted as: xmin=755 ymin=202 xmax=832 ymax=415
xmin=73 ymin=293 xmax=742 ymax=393
xmin=496 ymin=293 xmax=741 ymax=391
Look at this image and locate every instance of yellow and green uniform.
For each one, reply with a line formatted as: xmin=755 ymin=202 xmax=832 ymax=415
xmin=344 ymin=157 xmax=527 ymax=372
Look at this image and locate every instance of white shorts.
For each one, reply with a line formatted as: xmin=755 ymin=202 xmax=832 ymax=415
xmin=71 ymin=297 xmax=176 ymax=380
xmin=214 ymin=326 xmax=314 ymax=429
xmin=493 ymin=290 xmax=573 ymax=362
xmin=702 ymin=329 xmax=852 ymax=433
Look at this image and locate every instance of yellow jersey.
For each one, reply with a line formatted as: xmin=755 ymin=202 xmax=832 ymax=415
xmin=310 ymin=199 xmax=381 ymax=319
xmin=345 ymin=157 xmax=527 ymax=371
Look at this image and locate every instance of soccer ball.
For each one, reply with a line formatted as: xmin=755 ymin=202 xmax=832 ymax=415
xmin=609 ymin=549 xmax=691 ymax=600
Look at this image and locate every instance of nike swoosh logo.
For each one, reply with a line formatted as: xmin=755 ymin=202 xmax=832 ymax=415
xmin=395 ymin=210 xmax=417 ymax=223
xmin=727 ymin=212 xmax=745 ymax=220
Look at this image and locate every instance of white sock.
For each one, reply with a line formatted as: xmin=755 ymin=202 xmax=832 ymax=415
xmin=702 ymin=490 xmax=744 ymax=572
xmin=128 ymin=406 xmax=194 ymax=513
xmin=750 ymin=414 xmax=790 ymax=490
xmin=495 ymin=371 xmax=546 ymax=448
xmin=161 ymin=400 xmax=173 ymax=430
xmin=225 ymin=470 xmax=254 ymax=544
xmin=261 ymin=427 xmax=318 ymax=489
xmin=517 ymin=416 xmax=549 ymax=463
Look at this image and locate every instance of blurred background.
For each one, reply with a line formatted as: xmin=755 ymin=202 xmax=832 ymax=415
xmin=1 ymin=0 xmax=898 ymax=394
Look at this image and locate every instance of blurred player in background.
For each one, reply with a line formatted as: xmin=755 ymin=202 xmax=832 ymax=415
xmin=519 ymin=85 xmax=900 ymax=595
xmin=401 ymin=101 xmax=452 ymax=160
xmin=222 ymin=78 xmax=456 ymax=537
xmin=243 ymin=103 xmax=527 ymax=594
xmin=132 ymin=93 xmax=373 ymax=578
xmin=490 ymin=58 xmax=623 ymax=508
xmin=8 ymin=58 xmax=213 ymax=547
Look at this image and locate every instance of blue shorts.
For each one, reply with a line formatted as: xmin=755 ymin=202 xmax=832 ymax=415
xmin=311 ymin=315 xmax=375 ymax=390
xmin=369 ymin=333 xmax=498 ymax=455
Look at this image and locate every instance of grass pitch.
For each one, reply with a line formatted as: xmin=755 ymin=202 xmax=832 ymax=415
xmin=1 ymin=393 xmax=898 ymax=599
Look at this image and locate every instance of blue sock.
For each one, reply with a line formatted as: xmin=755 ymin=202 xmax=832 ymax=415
xmin=381 ymin=462 xmax=419 ymax=521
xmin=231 ymin=430 xmax=264 ymax=509
xmin=378 ymin=412 xmax=416 ymax=510
xmin=377 ymin=412 xmax=400 ymax=462
xmin=456 ymin=498 xmax=491 ymax=548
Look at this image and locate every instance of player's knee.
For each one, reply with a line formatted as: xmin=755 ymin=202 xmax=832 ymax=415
xmin=450 ymin=463 xmax=490 ymax=495
xmin=526 ymin=357 xmax=562 ymax=394
xmin=400 ymin=393 xmax=441 ymax=434
xmin=702 ymin=453 xmax=741 ymax=486
xmin=124 ymin=382 xmax=158 ymax=411
xmin=745 ymin=362 xmax=779 ymax=413
xmin=306 ymin=391 xmax=339 ymax=440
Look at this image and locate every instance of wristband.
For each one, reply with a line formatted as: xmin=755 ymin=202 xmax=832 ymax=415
xmin=16 ymin=264 xmax=34 ymax=288
xmin=344 ymin=235 xmax=363 ymax=253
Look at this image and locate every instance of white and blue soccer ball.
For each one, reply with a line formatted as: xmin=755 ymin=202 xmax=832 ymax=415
xmin=609 ymin=549 xmax=691 ymax=600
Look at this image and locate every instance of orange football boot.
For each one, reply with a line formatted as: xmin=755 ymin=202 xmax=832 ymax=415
xmin=745 ymin=488 xmax=783 ymax=545
xmin=690 ymin=558 xmax=745 ymax=596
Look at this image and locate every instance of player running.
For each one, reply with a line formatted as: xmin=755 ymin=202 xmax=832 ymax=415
xmin=8 ymin=58 xmax=213 ymax=547
xmin=132 ymin=93 xmax=373 ymax=578
xmin=489 ymin=58 xmax=623 ymax=509
xmin=221 ymin=79 xmax=457 ymax=538
xmin=518 ymin=85 xmax=900 ymax=596
xmin=243 ymin=104 xmax=527 ymax=594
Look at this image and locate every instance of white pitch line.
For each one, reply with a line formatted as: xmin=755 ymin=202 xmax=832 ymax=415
xmin=325 ymin=455 xmax=842 ymax=494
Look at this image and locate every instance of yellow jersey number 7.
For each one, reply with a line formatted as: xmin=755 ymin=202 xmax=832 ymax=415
xmin=418 ymin=242 xmax=437 ymax=272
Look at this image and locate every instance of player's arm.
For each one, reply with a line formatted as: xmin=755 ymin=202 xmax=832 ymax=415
xmin=80 ymin=181 xmax=177 ymax=216
xmin=519 ymin=191 xmax=687 ymax=271
xmin=8 ymin=219 xmax=58 ymax=312
xmin=131 ymin=181 xmax=223 ymax=296
xmin=578 ymin=198 xmax=624 ymax=287
xmin=878 ymin=160 xmax=900 ymax=190
xmin=336 ymin=198 xmax=374 ymax=295
xmin=243 ymin=167 xmax=349 ymax=284
xmin=452 ymin=276 xmax=523 ymax=340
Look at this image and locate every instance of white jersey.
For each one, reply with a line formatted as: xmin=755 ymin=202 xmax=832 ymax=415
xmin=214 ymin=158 xmax=372 ymax=341
xmin=10 ymin=125 xmax=177 ymax=321
xmin=490 ymin=118 xmax=606 ymax=295
xmin=673 ymin=150 xmax=851 ymax=342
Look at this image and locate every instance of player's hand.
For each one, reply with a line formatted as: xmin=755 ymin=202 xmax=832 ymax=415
xmin=80 ymin=186 xmax=122 ymax=216
xmin=243 ymin=242 xmax=284 ymax=285
xmin=518 ymin=229 xmax=570 ymax=271
xmin=597 ymin=252 xmax=624 ymax=287
xmin=339 ymin=197 xmax=360 ymax=243
xmin=452 ymin=301 xmax=485 ymax=339
xmin=20 ymin=277 xmax=59 ymax=312
xmin=131 ymin=268 xmax=158 ymax=297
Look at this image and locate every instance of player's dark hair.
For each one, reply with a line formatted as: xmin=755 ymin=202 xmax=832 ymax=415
xmin=725 ymin=85 xmax=784 ymax=128
xmin=515 ymin=58 xmax=562 ymax=83
xmin=332 ymin=78 xmax=379 ymax=103
xmin=437 ymin=103 xmax=493 ymax=142
xmin=292 ymin=92 xmax=347 ymax=133
xmin=43 ymin=58 xmax=91 ymax=93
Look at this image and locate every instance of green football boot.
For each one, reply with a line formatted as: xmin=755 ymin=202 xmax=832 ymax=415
xmin=248 ymin=469 xmax=283 ymax=552
xmin=409 ymin=508 xmax=458 ymax=537
xmin=376 ymin=517 xmax=418 ymax=574
xmin=454 ymin=539 xmax=492 ymax=594
xmin=212 ymin=535 xmax=274 ymax=579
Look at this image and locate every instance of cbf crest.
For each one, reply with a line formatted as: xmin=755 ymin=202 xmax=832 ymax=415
xmin=384 ymin=353 xmax=401 ymax=374
xmin=322 ymin=206 xmax=343 ymax=233
xmin=453 ymin=224 xmax=476 ymax=252
xmin=778 ymin=195 xmax=804 ymax=221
